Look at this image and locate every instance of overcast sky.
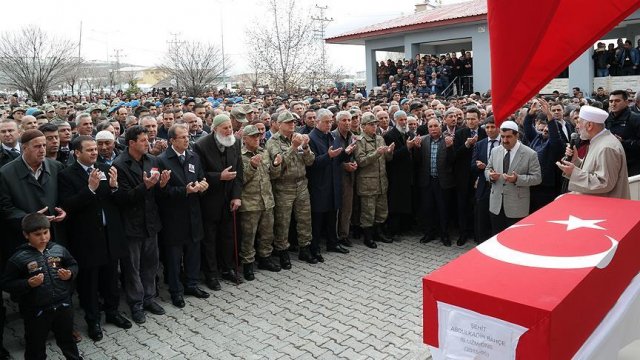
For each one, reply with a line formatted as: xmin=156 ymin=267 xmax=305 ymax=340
xmin=0 ymin=0 xmax=465 ymax=76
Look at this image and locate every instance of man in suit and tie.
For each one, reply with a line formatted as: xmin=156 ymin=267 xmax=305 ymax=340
xmin=453 ymin=107 xmax=487 ymax=245
xmin=486 ymin=121 xmax=542 ymax=235
xmin=414 ymin=118 xmax=456 ymax=246
xmin=0 ymin=119 xmax=20 ymax=169
xmin=471 ymin=117 xmax=500 ymax=243
xmin=157 ymin=124 xmax=210 ymax=308
xmin=58 ymin=135 xmax=132 ymax=341
xmin=550 ymin=103 xmax=575 ymax=144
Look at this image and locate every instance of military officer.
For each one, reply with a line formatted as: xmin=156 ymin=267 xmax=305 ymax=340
xmin=239 ymin=125 xmax=283 ymax=281
xmin=265 ymin=111 xmax=317 ymax=268
xmin=354 ymin=112 xmax=394 ymax=248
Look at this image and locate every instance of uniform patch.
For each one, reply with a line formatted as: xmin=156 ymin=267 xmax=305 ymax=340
xmin=47 ymin=256 xmax=61 ymax=269
xmin=27 ymin=261 xmax=39 ymax=273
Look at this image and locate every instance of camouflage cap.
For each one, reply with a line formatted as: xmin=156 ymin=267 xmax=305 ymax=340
xmin=43 ymin=104 xmax=55 ymax=112
xmin=11 ymin=107 xmax=25 ymax=114
xmin=360 ymin=112 xmax=378 ymax=125
xmin=243 ymin=124 xmax=260 ymax=136
xmin=277 ymin=111 xmax=295 ymax=123
xmin=230 ymin=106 xmax=248 ymax=123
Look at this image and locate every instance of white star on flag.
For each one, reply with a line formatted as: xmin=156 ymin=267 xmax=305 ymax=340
xmin=548 ymin=215 xmax=606 ymax=231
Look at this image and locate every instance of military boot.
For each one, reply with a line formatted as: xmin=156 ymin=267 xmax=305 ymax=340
xmin=363 ymin=227 xmax=377 ymax=249
xmin=374 ymin=223 xmax=393 ymax=243
xmin=243 ymin=263 xmax=255 ymax=281
xmin=279 ymin=250 xmax=292 ymax=270
xmin=257 ymin=256 xmax=281 ymax=272
xmin=298 ymin=246 xmax=318 ymax=264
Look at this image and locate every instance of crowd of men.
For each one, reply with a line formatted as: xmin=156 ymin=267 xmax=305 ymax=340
xmin=0 ymin=84 xmax=637 ymax=358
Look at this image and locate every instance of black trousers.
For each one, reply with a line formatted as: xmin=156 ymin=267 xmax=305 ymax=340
xmin=23 ymin=305 xmax=80 ymax=360
xmin=77 ymin=260 xmax=120 ymax=323
xmin=529 ymin=185 xmax=558 ymax=214
xmin=311 ymin=211 xmax=338 ymax=254
xmin=201 ymin=214 xmax=235 ymax=279
xmin=490 ymin=207 xmax=522 ymax=236
xmin=474 ymin=194 xmax=492 ymax=243
xmin=456 ymin=182 xmax=475 ymax=237
xmin=165 ymin=241 xmax=201 ymax=296
xmin=421 ymin=179 xmax=452 ymax=237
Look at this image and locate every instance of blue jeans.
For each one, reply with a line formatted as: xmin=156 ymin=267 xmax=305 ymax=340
xmin=596 ymin=68 xmax=609 ymax=77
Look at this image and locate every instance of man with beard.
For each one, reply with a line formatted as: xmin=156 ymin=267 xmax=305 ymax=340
xmin=604 ymin=89 xmax=640 ymax=176
xmin=558 ymin=106 xmax=630 ymax=199
xmin=194 ymin=114 xmax=244 ymax=290
xmin=383 ymin=111 xmax=420 ymax=237
xmin=265 ymin=111 xmax=317 ymax=267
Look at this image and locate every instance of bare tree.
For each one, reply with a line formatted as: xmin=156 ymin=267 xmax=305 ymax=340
xmin=0 ymin=26 xmax=77 ymax=103
xmin=65 ymin=59 xmax=84 ymax=95
xmin=246 ymin=0 xmax=321 ymax=92
xmin=159 ymin=40 xmax=224 ymax=97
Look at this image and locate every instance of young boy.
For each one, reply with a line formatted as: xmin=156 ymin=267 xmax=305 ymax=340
xmin=1 ymin=213 xmax=81 ymax=360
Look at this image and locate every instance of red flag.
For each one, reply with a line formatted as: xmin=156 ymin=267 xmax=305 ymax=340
xmin=488 ymin=0 xmax=640 ymax=125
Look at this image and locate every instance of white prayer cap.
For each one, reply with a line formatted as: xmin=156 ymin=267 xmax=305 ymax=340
xmin=500 ymin=120 xmax=519 ymax=132
xmin=95 ymin=130 xmax=115 ymax=141
xmin=579 ymin=106 xmax=608 ymax=124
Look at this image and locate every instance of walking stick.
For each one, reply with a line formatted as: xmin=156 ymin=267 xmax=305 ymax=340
xmin=232 ymin=209 xmax=239 ymax=286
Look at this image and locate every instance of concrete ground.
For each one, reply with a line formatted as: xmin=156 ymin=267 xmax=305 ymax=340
xmin=3 ymin=231 xmax=639 ymax=359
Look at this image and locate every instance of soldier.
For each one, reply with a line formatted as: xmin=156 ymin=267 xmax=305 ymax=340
xmin=354 ymin=112 xmax=394 ymax=248
xmin=265 ymin=111 xmax=317 ymax=268
xmin=239 ymin=125 xmax=283 ymax=281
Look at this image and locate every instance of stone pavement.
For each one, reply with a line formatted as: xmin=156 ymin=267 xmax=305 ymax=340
xmin=3 ymin=233 xmax=471 ymax=359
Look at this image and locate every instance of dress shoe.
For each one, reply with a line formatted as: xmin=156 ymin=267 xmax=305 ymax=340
xmin=105 ymin=312 xmax=133 ymax=329
xmin=279 ymin=250 xmax=292 ymax=270
xmin=327 ymin=244 xmax=350 ymax=254
xmin=221 ymin=269 xmax=243 ymax=283
xmin=363 ymin=227 xmax=377 ymax=249
xmin=313 ymin=253 xmax=325 ymax=263
xmin=243 ymin=263 xmax=255 ymax=281
xmin=257 ymin=256 xmax=281 ymax=272
xmin=456 ymin=235 xmax=467 ymax=246
xmin=205 ymin=278 xmax=222 ymax=291
xmin=71 ymin=330 xmax=82 ymax=343
xmin=339 ymin=238 xmax=353 ymax=247
xmin=131 ymin=310 xmax=146 ymax=324
xmin=442 ymin=235 xmax=452 ymax=247
xmin=143 ymin=301 xmax=166 ymax=315
xmin=171 ymin=295 xmax=186 ymax=308
xmin=184 ymin=286 xmax=210 ymax=299
xmin=298 ymin=246 xmax=318 ymax=264
xmin=87 ymin=322 xmax=103 ymax=341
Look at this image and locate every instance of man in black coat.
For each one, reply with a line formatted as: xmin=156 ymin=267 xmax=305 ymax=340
xmin=58 ymin=135 xmax=132 ymax=341
xmin=113 ymin=125 xmax=170 ymax=324
xmin=0 ymin=129 xmax=67 ymax=355
xmin=413 ymin=119 xmax=456 ymax=246
xmin=453 ymin=107 xmax=487 ymax=245
xmin=471 ymin=117 xmax=500 ymax=243
xmin=157 ymin=124 xmax=210 ymax=307
xmin=307 ymin=109 xmax=353 ymax=260
xmin=605 ymin=89 xmax=640 ymax=176
xmin=383 ymin=110 xmax=420 ymax=237
xmin=193 ymin=114 xmax=244 ymax=290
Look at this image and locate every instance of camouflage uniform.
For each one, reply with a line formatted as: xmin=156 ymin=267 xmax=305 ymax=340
xmin=265 ymin=132 xmax=315 ymax=251
xmin=355 ymin=132 xmax=392 ymax=228
xmin=238 ymin=145 xmax=280 ymax=264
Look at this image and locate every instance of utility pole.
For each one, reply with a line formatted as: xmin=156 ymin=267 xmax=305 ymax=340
xmin=312 ymin=4 xmax=333 ymax=89
xmin=167 ymin=32 xmax=184 ymax=94
xmin=110 ymin=49 xmax=125 ymax=90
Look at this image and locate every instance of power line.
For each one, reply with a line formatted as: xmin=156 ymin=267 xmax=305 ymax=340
xmin=312 ymin=4 xmax=333 ymax=85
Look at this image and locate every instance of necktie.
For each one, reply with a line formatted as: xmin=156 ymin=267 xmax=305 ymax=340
xmin=178 ymin=154 xmax=185 ymax=165
xmin=471 ymin=130 xmax=477 ymax=138
xmin=503 ymin=149 xmax=511 ymax=174
xmin=86 ymin=167 xmax=93 ymax=176
xmin=489 ymin=140 xmax=496 ymax=153
xmin=10 ymin=148 xmax=18 ymax=153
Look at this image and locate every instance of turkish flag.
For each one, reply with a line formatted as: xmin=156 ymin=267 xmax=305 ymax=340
xmin=488 ymin=0 xmax=640 ymax=125
xmin=423 ymin=194 xmax=640 ymax=359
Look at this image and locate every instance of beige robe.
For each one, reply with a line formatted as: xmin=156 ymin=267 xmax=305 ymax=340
xmin=568 ymin=130 xmax=630 ymax=199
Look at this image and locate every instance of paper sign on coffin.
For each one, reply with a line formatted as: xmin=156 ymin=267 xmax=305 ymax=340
xmin=423 ymin=194 xmax=640 ymax=359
